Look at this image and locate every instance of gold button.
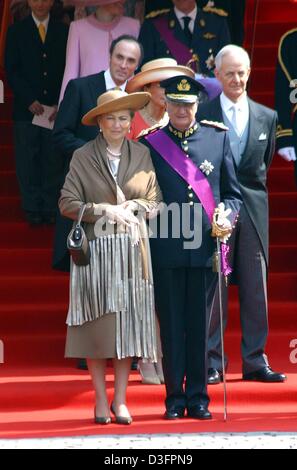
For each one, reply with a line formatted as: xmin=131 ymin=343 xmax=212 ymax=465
xmin=186 ymin=154 xmax=189 ymax=158
xmin=183 ymin=140 xmax=188 ymax=145
xmin=188 ymin=185 xmax=192 ymax=190
xmin=166 ymin=50 xmax=170 ymax=54
xmin=43 ymin=71 xmax=47 ymax=76
xmin=43 ymin=53 xmax=47 ymax=58
xmin=189 ymin=193 xmax=193 ymax=198
xmin=183 ymin=146 xmax=189 ymax=152
xmin=43 ymin=90 xmax=47 ymax=95
xmin=189 ymin=201 xmax=194 ymax=206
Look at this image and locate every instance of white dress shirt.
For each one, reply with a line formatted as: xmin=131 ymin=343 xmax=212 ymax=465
xmin=104 ymin=69 xmax=127 ymax=91
xmin=31 ymin=13 xmax=50 ymax=34
xmin=220 ymin=92 xmax=249 ymax=137
xmin=174 ymin=5 xmax=197 ymax=34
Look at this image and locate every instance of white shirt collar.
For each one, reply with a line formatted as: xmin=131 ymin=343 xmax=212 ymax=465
xmin=104 ymin=69 xmax=127 ymax=91
xmin=174 ymin=5 xmax=197 ymax=33
xmin=32 ymin=13 xmax=50 ymax=33
xmin=220 ymin=91 xmax=248 ymax=113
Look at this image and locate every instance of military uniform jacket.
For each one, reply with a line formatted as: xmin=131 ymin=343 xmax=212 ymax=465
xmin=141 ymin=122 xmax=242 ymax=269
xmin=275 ymin=28 xmax=297 ymax=151
xmin=197 ymin=95 xmax=277 ymax=265
xmin=138 ymin=7 xmax=230 ymax=75
xmin=5 ymin=15 xmax=68 ymax=121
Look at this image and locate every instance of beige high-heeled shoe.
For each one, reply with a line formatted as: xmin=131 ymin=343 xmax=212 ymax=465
xmin=94 ymin=407 xmax=111 ymax=425
xmin=110 ymin=403 xmax=132 ymax=425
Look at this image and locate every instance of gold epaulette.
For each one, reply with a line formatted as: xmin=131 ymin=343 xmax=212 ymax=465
xmin=203 ymin=6 xmax=228 ymax=17
xmin=137 ymin=123 xmax=163 ymax=139
xmin=200 ymin=119 xmax=229 ymax=131
xmin=145 ymin=9 xmax=170 ymax=19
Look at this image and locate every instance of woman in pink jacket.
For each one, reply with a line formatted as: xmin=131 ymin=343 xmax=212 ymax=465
xmin=59 ymin=0 xmax=140 ymax=102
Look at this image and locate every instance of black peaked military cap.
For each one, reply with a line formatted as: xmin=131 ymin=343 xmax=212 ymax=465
xmin=160 ymin=75 xmax=206 ymax=103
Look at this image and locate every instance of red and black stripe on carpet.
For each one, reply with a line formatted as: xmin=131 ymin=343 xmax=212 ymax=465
xmin=0 ymin=0 xmax=296 ymax=438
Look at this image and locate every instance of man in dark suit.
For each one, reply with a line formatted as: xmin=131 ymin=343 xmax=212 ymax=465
xmin=275 ymin=28 xmax=297 ymax=186
xmin=52 ymin=34 xmax=143 ymax=272
xmin=139 ymin=0 xmax=230 ymax=75
xmin=197 ymin=45 xmax=287 ymax=384
xmin=5 ymin=0 xmax=68 ymax=225
xmin=142 ymin=75 xmax=242 ymax=420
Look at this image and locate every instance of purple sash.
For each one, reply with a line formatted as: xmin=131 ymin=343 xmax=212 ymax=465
xmin=146 ymin=130 xmax=216 ymax=223
xmin=146 ymin=130 xmax=232 ymax=276
xmin=154 ymin=17 xmax=192 ymax=66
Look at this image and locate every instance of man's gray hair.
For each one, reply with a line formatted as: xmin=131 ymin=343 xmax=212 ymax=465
xmin=215 ymin=45 xmax=251 ymax=70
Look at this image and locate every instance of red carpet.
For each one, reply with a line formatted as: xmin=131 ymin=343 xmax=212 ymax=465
xmin=0 ymin=0 xmax=296 ymax=438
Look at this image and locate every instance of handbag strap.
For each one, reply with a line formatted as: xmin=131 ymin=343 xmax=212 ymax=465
xmin=76 ymin=204 xmax=87 ymax=227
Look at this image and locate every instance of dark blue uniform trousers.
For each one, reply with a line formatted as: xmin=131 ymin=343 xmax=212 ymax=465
xmin=153 ymin=266 xmax=217 ymax=411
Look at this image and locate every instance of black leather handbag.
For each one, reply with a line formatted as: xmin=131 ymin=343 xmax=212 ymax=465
xmin=67 ymin=204 xmax=90 ymax=266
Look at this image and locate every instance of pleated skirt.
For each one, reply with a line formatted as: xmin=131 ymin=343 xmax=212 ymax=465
xmin=65 ymin=234 xmax=157 ymax=361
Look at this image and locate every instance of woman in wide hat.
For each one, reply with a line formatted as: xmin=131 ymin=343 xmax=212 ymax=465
xmin=126 ymin=58 xmax=195 ymax=140
xmin=59 ymin=89 xmax=162 ymax=425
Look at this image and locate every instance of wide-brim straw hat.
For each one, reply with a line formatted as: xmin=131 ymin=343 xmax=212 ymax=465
xmin=125 ymin=58 xmax=195 ymax=93
xmin=82 ymin=89 xmax=151 ymax=126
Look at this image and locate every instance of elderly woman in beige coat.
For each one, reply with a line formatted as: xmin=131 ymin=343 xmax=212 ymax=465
xmin=59 ymin=89 xmax=162 ymax=425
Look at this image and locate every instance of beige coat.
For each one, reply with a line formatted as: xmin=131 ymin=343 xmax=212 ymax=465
xmin=59 ymin=134 xmax=162 ymax=360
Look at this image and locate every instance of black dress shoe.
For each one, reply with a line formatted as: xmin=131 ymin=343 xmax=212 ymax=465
xmin=164 ymin=407 xmax=185 ymax=420
xmin=131 ymin=358 xmax=138 ymax=371
xmin=77 ymin=358 xmax=88 ymax=370
xmin=208 ymin=368 xmax=223 ymax=385
xmin=187 ymin=404 xmax=212 ymax=420
xmin=243 ymin=366 xmax=287 ymax=383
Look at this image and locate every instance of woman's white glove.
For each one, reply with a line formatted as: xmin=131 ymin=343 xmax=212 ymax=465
xmin=93 ymin=203 xmax=139 ymax=225
xmin=211 ymin=202 xmax=232 ymax=243
xmin=93 ymin=203 xmax=140 ymax=245
xmin=105 ymin=205 xmax=139 ymax=227
xmin=278 ymin=147 xmax=297 ymax=162
xmin=120 ymin=200 xmax=140 ymax=212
